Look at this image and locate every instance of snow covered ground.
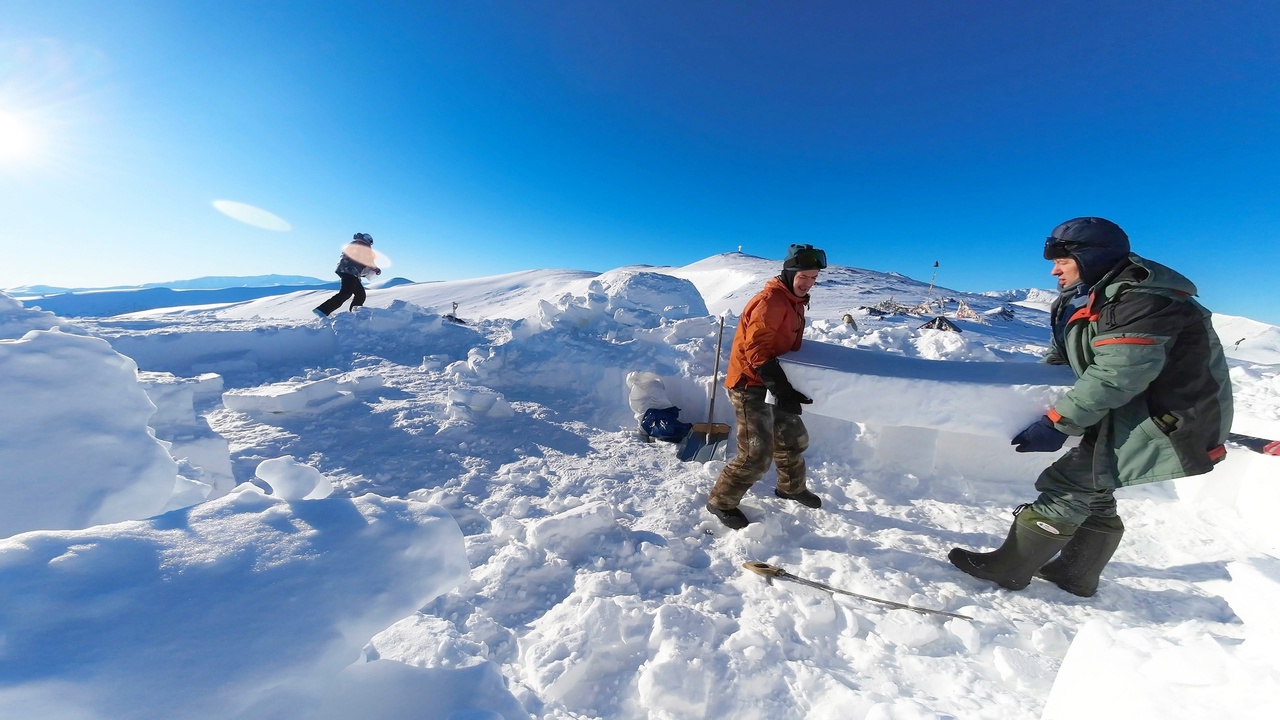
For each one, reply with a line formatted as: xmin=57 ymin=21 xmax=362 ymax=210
xmin=2 ymin=252 xmax=1277 ymax=719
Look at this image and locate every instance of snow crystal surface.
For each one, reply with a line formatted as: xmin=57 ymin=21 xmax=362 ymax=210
xmin=1 ymin=251 xmax=1278 ymax=719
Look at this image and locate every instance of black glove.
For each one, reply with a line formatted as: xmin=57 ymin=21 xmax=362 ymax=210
xmin=1011 ymin=415 xmax=1068 ymax=453
xmin=756 ymin=358 xmax=812 ymax=414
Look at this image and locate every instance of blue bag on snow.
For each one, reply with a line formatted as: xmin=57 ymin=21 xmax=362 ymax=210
xmin=640 ymin=406 xmax=693 ymax=443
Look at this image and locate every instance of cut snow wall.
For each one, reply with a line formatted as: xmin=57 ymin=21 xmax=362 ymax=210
xmin=105 ymin=325 xmax=340 ymax=376
xmin=0 ymin=330 xmax=179 ymax=536
xmin=778 ymin=340 xmax=1077 ymax=479
xmin=780 ymin=341 xmax=1076 ymax=439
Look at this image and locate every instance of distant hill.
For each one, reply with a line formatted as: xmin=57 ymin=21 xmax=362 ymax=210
xmin=16 ymin=283 xmax=340 ymax=318
xmin=8 ymin=275 xmax=328 ymax=295
xmin=139 ymin=275 xmax=329 ymax=290
xmin=5 ymin=275 xmax=428 ymax=318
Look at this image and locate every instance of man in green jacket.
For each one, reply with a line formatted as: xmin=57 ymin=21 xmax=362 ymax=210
xmin=949 ymin=217 xmax=1233 ymax=596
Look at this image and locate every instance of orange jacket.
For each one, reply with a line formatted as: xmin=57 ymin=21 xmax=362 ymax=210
xmin=724 ymin=276 xmax=808 ymax=389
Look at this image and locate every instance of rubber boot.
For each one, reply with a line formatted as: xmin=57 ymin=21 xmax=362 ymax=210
xmin=948 ymin=506 xmax=1074 ymax=590
xmin=1035 ymin=515 xmax=1124 ymax=597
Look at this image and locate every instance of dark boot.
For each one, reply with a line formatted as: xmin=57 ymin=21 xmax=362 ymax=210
xmin=774 ymin=488 xmax=821 ymax=508
xmin=1036 ymin=515 xmax=1124 ymax=597
xmin=706 ymin=502 xmax=749 ymax=530
xmin=948 ymin=506 xmax=1074 ymax=590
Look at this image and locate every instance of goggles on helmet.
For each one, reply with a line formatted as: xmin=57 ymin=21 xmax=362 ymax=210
xmin=1043 ymin=236 xmax=1081 ymax=260
xmin=786 ymin=244 xmax=828 ymax=270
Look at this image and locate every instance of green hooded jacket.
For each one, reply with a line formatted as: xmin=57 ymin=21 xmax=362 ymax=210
xmin=1045 ymin=254 xmax=1233 ymax=486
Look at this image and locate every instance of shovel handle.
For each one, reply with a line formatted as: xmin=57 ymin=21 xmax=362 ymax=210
xmin=705 ymin=314 xmax=727 ymax=431
xmin=743 ymin=561 xmax=787 ymax=578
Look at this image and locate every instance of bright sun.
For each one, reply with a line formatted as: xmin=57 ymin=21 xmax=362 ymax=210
xmin=0 ymin=111 xmax=39 ymax=162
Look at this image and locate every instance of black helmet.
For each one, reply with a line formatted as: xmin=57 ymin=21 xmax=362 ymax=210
xmin=1043 ymin=217 xmax=1129 ymax=286
xmin=352 ymin=232 xmax=373 ymax=245
xmin=783 ymin=243 xmax=827 ymax=270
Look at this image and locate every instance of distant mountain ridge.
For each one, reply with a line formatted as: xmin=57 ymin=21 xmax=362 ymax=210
xmin=8 ymin=276 xmax=422 ymax=319
xmin=8 ymin=274 xmax=328 ymax=295
xmin=16 ymin=283 xmax=337 ymax=318
xmin=981 ymin=288 xmax=1059 ymax=303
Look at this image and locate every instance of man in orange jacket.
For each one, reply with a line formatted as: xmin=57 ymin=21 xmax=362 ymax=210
xmin=706 ymin=244 xmax=827 ymax=529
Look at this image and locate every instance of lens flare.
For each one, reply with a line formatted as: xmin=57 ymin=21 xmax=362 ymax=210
xmin=212 ymin=200 xmax=292 ymax=231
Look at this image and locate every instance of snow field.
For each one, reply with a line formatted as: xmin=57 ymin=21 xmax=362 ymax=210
xmin=2 ymin=253 xmax=1278 ymax=718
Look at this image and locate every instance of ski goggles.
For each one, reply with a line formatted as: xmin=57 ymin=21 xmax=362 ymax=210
xmin=785 ymin=244 xmax=828 ymax=270
xmin=1043 ymin=236 xmax=1081 ymax=260
xmin=353 ymin=232 xmax=373 ymax=243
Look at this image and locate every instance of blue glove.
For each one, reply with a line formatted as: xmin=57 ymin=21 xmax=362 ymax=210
xmin=1012 ymin=415 xmax=1068 ymax=453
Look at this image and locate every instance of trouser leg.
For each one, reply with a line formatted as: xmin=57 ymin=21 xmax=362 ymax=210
xmin=347 ymin=277 xmax=367 ymax=309
xmin=1031 ymin=443 xmax=1118 ymax=527
xmin=707 ymin=387 xmax=773 ymax=510
xmin=316 ymin=285 xmax=353 ymax=315
xmin=772 ymin=410 xmax=809 ymax=495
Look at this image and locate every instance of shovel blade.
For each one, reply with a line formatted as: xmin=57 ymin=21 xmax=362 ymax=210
xmin=692 ymin=438 xmax=728 ymax=463
xmin=680 ymin=423 xmax=730 ymax=463
xmin=676 ymin=433 xmax=705 ymax=461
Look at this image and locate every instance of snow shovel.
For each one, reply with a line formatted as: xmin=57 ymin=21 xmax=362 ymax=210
xmin=678 ymin=313 xmax=731 ymax=462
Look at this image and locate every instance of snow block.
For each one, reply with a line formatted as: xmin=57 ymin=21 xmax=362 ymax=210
xmin=138 ymin=370 xmax=235 ymax=499
xmin=0 ymin=329 xmax=179 ymax=537
xmin=256 ymin=456 xmax=334 ymax=499
xmin=1041 ymin=617 xmax=1278 ymax=720
xmin=528 ymin=501 xmax=619 ymax=563
xmin=222 ymin=372 xmax=383 ymax=415
xmin=780 ymin=341 xmax=1076 ymax=439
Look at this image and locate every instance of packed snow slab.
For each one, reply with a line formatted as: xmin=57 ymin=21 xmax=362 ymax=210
xmin=1041 ymin=610 xmax=1278 ymax=719
xmin=138 ymin=370 xmax=236 ymax=498
xmin=780 ymin=340 xmax=1076 ymax=438
xmin=0 ymin=487 xmax=472 ymax=720
xmin=0 ymin=329 xmax=179 ymax=538
xmin=223 ymin=372 xmax=385 ymax=415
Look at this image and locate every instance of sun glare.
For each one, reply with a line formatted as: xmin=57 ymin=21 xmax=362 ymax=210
xmin=0 ymin=110 xmax=41 ymax=163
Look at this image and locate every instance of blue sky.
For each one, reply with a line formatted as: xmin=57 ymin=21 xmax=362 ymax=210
xmin=2 ymin=1 xmax=1278 ymax=323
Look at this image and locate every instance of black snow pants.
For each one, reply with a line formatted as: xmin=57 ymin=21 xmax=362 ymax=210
xmin=316 ymin=273 xmax=366 ymax=316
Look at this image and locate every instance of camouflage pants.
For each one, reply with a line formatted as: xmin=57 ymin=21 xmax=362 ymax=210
xmin=707 ymin=386 xmax=809 ymax=510
xmin=1031 ymin=441 xmax=1119 ymax=528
